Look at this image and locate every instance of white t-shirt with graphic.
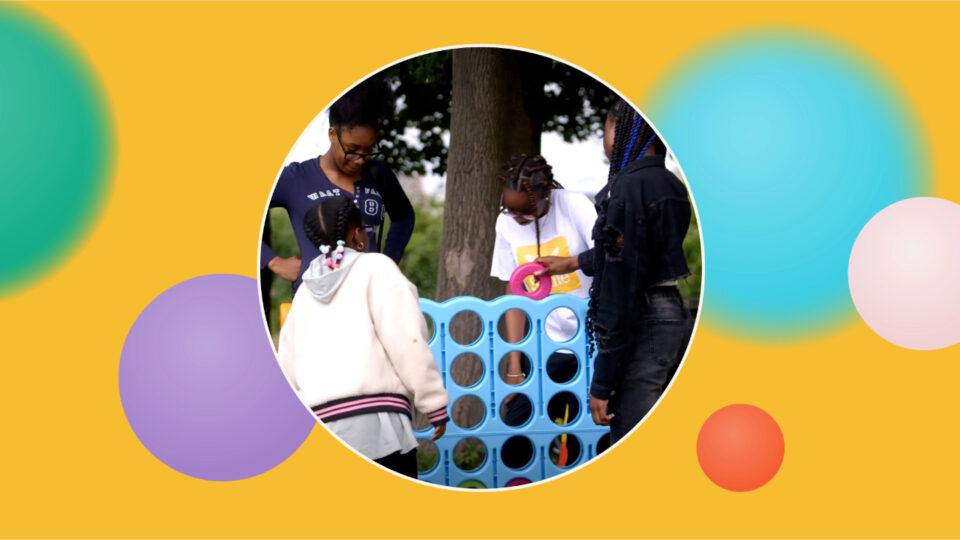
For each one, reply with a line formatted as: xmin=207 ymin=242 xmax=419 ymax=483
xmin=491 ymin=189 xmax=597 ymax=343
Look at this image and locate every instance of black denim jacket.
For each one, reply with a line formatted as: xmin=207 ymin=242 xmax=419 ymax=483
xmin=588 ymin=155 xmax=692 ymax=399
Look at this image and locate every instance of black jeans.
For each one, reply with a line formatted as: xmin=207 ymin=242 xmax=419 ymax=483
xmin=374 ymin=449 xmax=418 ymax=479
xmin=609 ymin=287 xmax=693 ymax=443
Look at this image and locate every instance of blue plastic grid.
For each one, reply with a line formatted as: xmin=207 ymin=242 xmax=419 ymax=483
xmin=415 ymin=294 xmax=609 ymax=488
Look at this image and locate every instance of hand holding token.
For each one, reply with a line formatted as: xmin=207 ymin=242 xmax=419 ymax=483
xmin=509 ymin=262 xmax=552 ymax=299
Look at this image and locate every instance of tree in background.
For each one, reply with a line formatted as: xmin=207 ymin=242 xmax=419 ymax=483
xmin=263 ymin=48 xmax=702 ymax=348
xmin=437 ymin=48 xmax=542 ymax=305
xmin=377 ymin=49 xmax=618 ymax=181
xmin=376 ymin=48 xmax=619 ymax=304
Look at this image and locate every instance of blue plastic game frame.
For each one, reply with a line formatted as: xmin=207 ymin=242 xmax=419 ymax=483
xmin=415 ymin=294 xmax=609 ymax=488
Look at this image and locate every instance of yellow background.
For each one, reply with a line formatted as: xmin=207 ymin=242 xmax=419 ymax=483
xmin=2 ymin=2 xmax=959 ymax=537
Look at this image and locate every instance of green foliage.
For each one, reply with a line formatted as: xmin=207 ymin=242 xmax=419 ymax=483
xmin=678 ymin=211 xmax=703 ymax=302
xmin=417 ymin=446 xmax=439 ymax=473
xmin=539 ymin=62 xmax=619 ymax=143
xmin=379 ymin=52 xmax=452 ymax=177
xmin=398 ymin=198 xmax=444 ymax=301
xmin=378 ymin=51 xmax=618 ymax=177
xmin=266 ymin=208 xmax=297 ymax=344
xmin=453 ymin=439 xmax=486 ymax=471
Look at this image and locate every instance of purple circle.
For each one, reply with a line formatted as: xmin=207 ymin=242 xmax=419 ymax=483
xmin=119 ymin=274 xmax=314 ymax=481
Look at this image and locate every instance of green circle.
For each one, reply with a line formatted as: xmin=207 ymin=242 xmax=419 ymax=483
xmin=458 ymin=479 xmax=486 ymax=489
xmin=0 ymin=5 xmax=112 ymax=295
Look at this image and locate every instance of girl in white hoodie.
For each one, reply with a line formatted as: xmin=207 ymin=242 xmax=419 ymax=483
xmin=278 ymin=196 xmax=449 ymax=478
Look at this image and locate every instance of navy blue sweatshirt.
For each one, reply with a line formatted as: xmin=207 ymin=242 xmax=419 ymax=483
xmin=260 ymin=157 xmax=415 ymax=293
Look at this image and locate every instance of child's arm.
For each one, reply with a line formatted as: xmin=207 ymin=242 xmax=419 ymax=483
xmin=491 ymin=220 xmax=527 ymax=384
xmin=262 ymin=162 xmax=302 ymax=281
xmin=375 ymin=162 xmax=416 ymax=263
xmin=503 ymin=282 xmax=527 ymax=384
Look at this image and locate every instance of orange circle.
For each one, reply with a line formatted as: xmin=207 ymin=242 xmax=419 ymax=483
xmin=697 ymin=404 xmax=784 ymax=492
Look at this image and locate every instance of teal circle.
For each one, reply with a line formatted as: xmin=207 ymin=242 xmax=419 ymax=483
xmin=647 ymin=29 xmax=929 ymax=339
xmin=0 ymin=6 xmax=112 ymax=295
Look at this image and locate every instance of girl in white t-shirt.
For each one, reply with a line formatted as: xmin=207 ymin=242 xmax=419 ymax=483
xmin=489 ymin=155 xmax=597 ymax=448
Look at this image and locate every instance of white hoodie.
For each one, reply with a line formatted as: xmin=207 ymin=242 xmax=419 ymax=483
xmin=278 ymin=249 xmax=449 ymax=427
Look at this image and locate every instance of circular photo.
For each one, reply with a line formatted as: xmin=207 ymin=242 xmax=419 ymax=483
xmin=258 ymin=46 xmax=702 ymax=489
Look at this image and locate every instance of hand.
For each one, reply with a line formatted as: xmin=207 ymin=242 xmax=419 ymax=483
xmin=268 ymin=255 xmax=302 ymax=282
xmin=431 ymin=423 xmax=446 ymax=441
xmin=590 ymin=396 xmax=614 ymax=426
xmin=533 ymin=256 xmax=577 ymax=276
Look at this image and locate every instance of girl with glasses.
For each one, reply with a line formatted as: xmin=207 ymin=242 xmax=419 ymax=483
xmin=489 ymin=155 xmax=597 ymax=458
xmin=261 ymin=75 xmax=416 ymax=297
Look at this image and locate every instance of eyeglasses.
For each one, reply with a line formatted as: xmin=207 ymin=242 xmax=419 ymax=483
xmin=499 ymin=192 xmax=549 ymax=223
xmin=335 ymin=129 xmax=381 ymax=162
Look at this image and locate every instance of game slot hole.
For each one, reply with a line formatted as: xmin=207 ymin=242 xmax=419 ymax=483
xmin=501 ymin=435 xmax=534 ymax=470
xmin=449 ymin=310 xmax=483 ymax=346
xmin=451 ymin=395 xmax=485 ymax=430
xmin=453 ymin=437 xmax=487 ymax=471
xmin=450 ymin=353 xmax=484 ymax=388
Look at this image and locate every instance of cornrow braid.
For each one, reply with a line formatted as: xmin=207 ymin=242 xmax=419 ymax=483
xmin=334 ymin=199 xmax=350 ymax=248
xmin=606 ymin=102 xmax=634 ymax=184
xmin=303 ymin=205 xmax=327 ymax=250
xmin=499 ymin=154 xmax=564 ymax=260
xmin=498 ymin=154 xmax=563 ymax=192
xmin=526 ymin=190 xmax=543 ymax=258
xmin=302 ymin=197 xmax=365 ymax=265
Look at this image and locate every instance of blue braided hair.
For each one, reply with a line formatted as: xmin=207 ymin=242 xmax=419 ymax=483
xmin=586 ymin=100 xmax=664 ymax=356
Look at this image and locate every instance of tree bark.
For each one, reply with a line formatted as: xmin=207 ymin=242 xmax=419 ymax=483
xmin=437 ymin=48 xmax=543 ymax=305
xmin=440 ymin=48 xmax=545 ymax=429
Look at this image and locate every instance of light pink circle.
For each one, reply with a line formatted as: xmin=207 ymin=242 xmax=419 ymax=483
xmin=509 ymin=263 xmax=551 ymax=300
xmin=849 ymin=197 xmax=960 ymax=350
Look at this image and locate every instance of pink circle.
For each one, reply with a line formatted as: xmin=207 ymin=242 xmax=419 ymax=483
xmin=849 ymin=197 xmax=960 ymax=350
xmin=509 ymin=263 xmax=551 ymax=300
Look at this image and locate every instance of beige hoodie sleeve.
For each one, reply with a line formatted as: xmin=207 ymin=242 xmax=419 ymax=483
xmin=367 ymin=258 xmax=450 ymax=424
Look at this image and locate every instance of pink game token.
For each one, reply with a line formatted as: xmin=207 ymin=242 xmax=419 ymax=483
xmin=509 ymin=262 xmax=551 ymax=300
xmin=505 ymin=477 xmax=532 ymax=487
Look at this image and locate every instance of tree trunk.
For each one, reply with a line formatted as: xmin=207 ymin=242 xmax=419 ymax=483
xmin=440 ymin=48 xmax=545 ymax=429
xmin=438 ymin=48 xmax=543 ymax=303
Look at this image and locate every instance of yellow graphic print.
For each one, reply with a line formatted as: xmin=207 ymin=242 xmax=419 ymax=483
xmin=516 ymin=236 xmax=581 ymax=294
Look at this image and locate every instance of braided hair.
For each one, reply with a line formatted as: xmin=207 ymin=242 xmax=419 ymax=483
xmin=303 ymin=197 xmax=364 ymax=266
xmin=604 ymin=99 xmax=663 ymax=185
xmin=586 ymin=99 xmax=664 ymax=356
xmin=498 ymin=154 xmax=563 ymax=258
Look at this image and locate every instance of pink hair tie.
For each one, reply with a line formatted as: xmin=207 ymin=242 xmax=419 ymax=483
xmin=509 ymin=262 xmax=551 ymax=300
